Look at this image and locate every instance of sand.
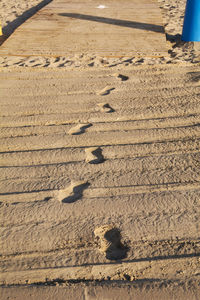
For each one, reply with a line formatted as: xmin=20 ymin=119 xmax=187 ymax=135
xmin=1 ymin=1 xmax=200 ymax=299
xmin=1 ymin=65 xmax=200 ymax=298
xmin=1 ymin=279 xmax=200 ymax=300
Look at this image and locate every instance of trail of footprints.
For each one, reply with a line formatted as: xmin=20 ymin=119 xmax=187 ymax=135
xmin=6 ymin=71 xmax=199 ymax=265
xmin=57 ymin=73 xmax=129 ymax=205
xmin=4 ymin=70 xmax=200 ymax=268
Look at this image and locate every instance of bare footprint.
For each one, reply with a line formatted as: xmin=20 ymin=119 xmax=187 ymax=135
xmin=94 ymin=225 xmax=128 ymax=260
xmin=96 ymin=103 xmax=114 ymax=113
xmin=57 ymin=181 xmax=89 ymax=203
xmin=85 ymin=147 xmax=104 ymax=164
xmin=68 ymin=123 xmax=92 ymax=135
xmin=97 ymin=86 xmax=115 ymax=96
xmin=113 ymin=73 xmax=129 ymax=81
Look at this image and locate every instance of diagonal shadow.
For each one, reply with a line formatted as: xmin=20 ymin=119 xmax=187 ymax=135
xmin=3 ymin=0 xmax=52 ymax=37
xmin=59 ymin=13 xmax=165 ymax=34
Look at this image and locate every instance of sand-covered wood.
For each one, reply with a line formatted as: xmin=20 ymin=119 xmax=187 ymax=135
xmin=1 ymin=65 xmax=200 ymax=284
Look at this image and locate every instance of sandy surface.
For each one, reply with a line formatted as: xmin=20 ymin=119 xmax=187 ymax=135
xmin=1 ymin=65 xmax=200 ymax=288
xmin=0 ymin=0 xmax=199 ymax=67
xmin=1 ymin=1 xmax=200 ymax=298
xmin=1 ymin=279 xmax=200 ymax=300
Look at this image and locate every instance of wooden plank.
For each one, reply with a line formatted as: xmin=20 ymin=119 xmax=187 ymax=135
xmin=0 ymin=0 xmax=167 ymax=57
xmin=1 ymin=66 xmax=200 ymax=284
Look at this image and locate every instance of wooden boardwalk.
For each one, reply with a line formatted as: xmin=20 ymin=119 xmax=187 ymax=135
xmin=0 ymin=0 xmax=167 ymax=57
xmin=1 ymin=65 xmax=200 ymax=284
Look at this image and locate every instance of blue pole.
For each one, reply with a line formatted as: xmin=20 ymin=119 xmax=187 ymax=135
xmin=182 ymin=0 xmax=200 ymax=42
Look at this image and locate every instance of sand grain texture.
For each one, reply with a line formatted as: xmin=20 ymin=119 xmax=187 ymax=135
xmin=0 ymin=66 xmax=200 ymax=287
xmin=1 ymin=0 xmax=200 ymax=296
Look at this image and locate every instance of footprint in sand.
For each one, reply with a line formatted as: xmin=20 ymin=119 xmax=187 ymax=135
xmin=57 ymin=181 xmax=89 ymax=203
xmin=94 ymin=225 xmax=128 ymax=260
xmin=96 ymin=103 xmax=114 ymax=113
xmin=187 ymin=71 xmax=200 ymax=83
xmin=85 ymin=147 xmax=104 ymax=164
xmin=22 ymin=56 xmax=46 ymax=67
xmin=113 ymin=73 xmax=129 ymax=81
xmin=68 ymin=123 xmax=92 ymax=135
xmin=97 ymin=86 xmax=115 ymax=96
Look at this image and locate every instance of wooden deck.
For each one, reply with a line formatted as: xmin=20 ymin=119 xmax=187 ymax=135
xmin=0 ymin=0 xmax=167 ymax=57
xmin=1 ymin=65 xmax=200 ymax=284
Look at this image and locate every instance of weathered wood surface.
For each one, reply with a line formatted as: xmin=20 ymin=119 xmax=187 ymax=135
xmin=0 ymin=0 xmax=167 ymax=57
xmin=1 ymin=65 xmax=200 ymax=284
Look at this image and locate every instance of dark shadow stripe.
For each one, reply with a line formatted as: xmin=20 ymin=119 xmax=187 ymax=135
xmin=59 ymin=13 xmax=165 ymax=34
xmin=3 ymin=0 xmax=52 ymax=36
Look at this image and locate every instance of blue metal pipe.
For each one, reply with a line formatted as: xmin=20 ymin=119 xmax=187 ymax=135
xmin=182 ymin=0 xmax=200 ymax=41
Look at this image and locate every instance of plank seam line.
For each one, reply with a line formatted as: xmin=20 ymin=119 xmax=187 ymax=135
xmin=1 ymin=148 xmax=200 ymax=168
xmin=0 ymin=136 xmax=199 ymax=154
xmin=1 ymin=122 xmax=200 ymax=140
xmin=1 ymin=181 xmax=200 ymax=196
